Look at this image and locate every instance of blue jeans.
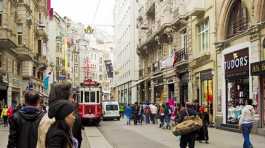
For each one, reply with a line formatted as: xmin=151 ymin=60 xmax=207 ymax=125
xmin=242 ymin=123 xmax=253 ymax=148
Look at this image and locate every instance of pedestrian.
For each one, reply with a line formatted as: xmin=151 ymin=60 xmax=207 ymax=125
xmin=138 ymin=103 xmax=144 ymax=125
xmin=7 ymin=90 xmax=45 ymax=148
xmin=46 ymin=100 xmax=78 ymax=148
xmin=7 ymin=105 xmax=14 ymax=119
xmin=72 ymin=103 xmax=84 ymax=148
xmin=176 ymin=102 xmax=198 ymax=148
xmin=37 ymin=82 xmax=73 ymax=148
xmin=119 ymin=103 xmax=125 ymax=118
xmin=239 ymin=99 xmax=255 ymax=148
xmin=150 ymin=103 xmax=158 ymax=124
xmin=133 ymin=102 xmax=139 ymax=125
xmin=198 ymin=105 xmax=210 ymax=144
xmin=125 ymin=104 xmax=133 ymax=125
xmin=1 ymin=105 xmax=8 ymax=127
xmin=164 ymin=103 xmax=171 ymax=129
xmin=159 ymin=104 xmax=165 ymax=128
xmin=144 ymin=104 xmax=151 ymax=124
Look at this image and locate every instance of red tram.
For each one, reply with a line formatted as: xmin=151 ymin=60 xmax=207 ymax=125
xmin=78 ymin=80 xmax=102 ymax=125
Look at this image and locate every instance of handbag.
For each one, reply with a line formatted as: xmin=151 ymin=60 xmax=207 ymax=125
xmin=172 ymin=109 xmax=202 ymax=136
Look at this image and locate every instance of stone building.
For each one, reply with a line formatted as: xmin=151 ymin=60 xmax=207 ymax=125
xmin=215 ymin=0 xmax=265 ymax=134
xmin=0 ymin=0 xmax=49 ymax=106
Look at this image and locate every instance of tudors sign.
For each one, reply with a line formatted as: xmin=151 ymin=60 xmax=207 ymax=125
xmin=224 ymin=48 xmax=249 ymax=78
xmin=251 ymin=60 xmax=265 ymax=76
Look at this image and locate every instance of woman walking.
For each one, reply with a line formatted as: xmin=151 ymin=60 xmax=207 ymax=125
xmin=46 ymin=100 xmax=78 ymax=148
xmin=239 ymin=99 xmax=255 ymax=148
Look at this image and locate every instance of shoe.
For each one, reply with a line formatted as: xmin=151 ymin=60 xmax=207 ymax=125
xmin=199 ymin=141 xmax=202 ymax=143
xmin=205 ymin=141 xmax=209 ymax=144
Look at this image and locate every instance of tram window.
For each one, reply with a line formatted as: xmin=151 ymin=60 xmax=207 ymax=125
xmin=85 ymin=92 xmax=90 ymax=102
xmin=81 ymin=91 xmax=83 ymax=103
xmin=90 ymin=92 xmax=95 ymax=102
xmin=97 ymin=91 xmax=99 ymax=103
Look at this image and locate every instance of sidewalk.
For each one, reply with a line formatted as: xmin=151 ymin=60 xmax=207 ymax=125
xmin=0 ymin=127 xmax=8 ymax=148
xmin=123 ymin=123 xmax=265 ymax=148
xmin=84 ymin=127 xmax=113 ymax=148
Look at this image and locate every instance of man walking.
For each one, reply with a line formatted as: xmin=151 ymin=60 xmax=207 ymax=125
xmin=150 ymin=103 xmax=158 ymax=124
xmin=7 ymin=90 xmax=45 ymax=148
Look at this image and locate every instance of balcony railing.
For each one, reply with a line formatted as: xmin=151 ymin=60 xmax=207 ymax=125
xmin=227 ymin=18 xmax=248 ymax=38
xmin=175 ymin=48 xmax=188 ymax=64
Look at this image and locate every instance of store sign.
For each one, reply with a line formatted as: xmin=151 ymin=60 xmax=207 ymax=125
xmin=224 ymin=48 xmax=249 ymax=78
xmin=251 ymin=60 xmax=265 ymax=76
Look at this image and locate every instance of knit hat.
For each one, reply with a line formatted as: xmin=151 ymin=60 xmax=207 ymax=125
xmin=48 ymin=100 xmax=74 ymax=120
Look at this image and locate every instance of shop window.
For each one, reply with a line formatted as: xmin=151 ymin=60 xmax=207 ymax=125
xmin=38 ymin=40 xmax=42 ymax=55
xmin=197 ymin=19 xmax=209 ymax=52
xmin=227 ymin=79 xmax=249 ymax=124
xmin=227 ymin=0 xmax=248 ymax=38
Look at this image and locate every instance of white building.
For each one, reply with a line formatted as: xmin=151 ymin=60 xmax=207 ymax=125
xmin=113 ymin=0 xmax=139 ymax=104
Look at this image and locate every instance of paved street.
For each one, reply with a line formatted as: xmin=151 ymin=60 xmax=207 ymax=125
xmin=85 ymin=120 xmax=265 ymax=148
xmin=0 ymin=120 xmax=265 ymax=148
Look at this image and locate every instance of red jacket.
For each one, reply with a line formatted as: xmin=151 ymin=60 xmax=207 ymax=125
xmin=7 ymin=106 xmax=13 ymax=118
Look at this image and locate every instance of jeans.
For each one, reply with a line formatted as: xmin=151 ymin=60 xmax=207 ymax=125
xmin=242 ymin=123 xmax=253 ymax=148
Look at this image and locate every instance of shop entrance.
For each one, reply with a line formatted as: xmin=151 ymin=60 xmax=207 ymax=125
xmin=261 ymin=78 xmax=265 ymax=127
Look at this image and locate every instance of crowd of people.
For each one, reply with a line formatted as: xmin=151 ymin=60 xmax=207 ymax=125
xmin=121 ymin=99 xmax=255 ymax=148
xmin=6 ymin=82 xmax=84 ymax=148
xmin=122 ymin=101 xmax=210 ymax=147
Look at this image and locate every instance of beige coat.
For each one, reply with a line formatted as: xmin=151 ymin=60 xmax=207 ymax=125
xmin=36 ymin=113 xmax=55 ymax=148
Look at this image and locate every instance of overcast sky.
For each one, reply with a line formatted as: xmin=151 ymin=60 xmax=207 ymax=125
xmin=52 ymin=0 xmax=114 ymax=34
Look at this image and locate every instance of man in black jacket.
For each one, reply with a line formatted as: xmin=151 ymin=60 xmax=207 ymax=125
xmin=176 ymin=102 xmax=198 ymax=148
xmin=7 ymin=90 xmax=44 ymax=148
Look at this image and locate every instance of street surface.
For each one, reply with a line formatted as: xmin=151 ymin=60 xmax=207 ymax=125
xmin=0 ymin=120 xmax=265 ymax=148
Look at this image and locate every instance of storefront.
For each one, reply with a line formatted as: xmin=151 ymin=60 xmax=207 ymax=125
xmin=223 ymin=48 xmax=250 ymax=125
xmin=153 ymin=76 xmax=164 ymax=103
xmin=251 ymin=60 xmax=265 ymax=127
xmin=200 ymin=70 xmax=213 ymax=122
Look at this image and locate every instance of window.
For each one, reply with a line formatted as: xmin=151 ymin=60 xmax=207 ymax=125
xmin=180 ymin=29 xmax=187 ymax=50
xmin=56 ymin=57 xmax=59 ymax=66
xmin=90 ymin=92 xmax=95 ymax=102
xmin=227 ymin=0 xmax=248 ymax=38
xmin=106 ymin=105 xmax=118 ymax=111
xmin=85 ymin=92 xmax=90 ymax=102
xmin=81 ymin=91 xmax=83 ymax=103
xmin=38 ymin=40 xmax=42 ymax=55
xmin=56 ymin=42 xmax=60 ymax=52
xmin=17 ymin=24 xmax=23 ymax=45
xmin=198 ymin=19 xmax=209 ymax=52
xmin=97 ymin=91 xmax=100 ymax=103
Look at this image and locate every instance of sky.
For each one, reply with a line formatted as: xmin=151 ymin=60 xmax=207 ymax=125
xmin=52 ymin=0 xmax=115 ymax=35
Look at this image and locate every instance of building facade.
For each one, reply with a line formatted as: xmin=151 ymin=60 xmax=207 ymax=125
xmin=113 ymin=0 xmax=139 ymax=104
xmin=215 ymin=0 xmax=265 ymax=133
xmin=0 ymin=0 xmax=49 ymax=106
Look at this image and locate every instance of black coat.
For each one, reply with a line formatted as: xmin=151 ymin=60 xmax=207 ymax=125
xmin=72 ymin=112 xmax=84 ymax=142
xmin=46 ymin=120 xmax=73 ymax=148
xmin=7 ymin=106 xmax=44 ymax=148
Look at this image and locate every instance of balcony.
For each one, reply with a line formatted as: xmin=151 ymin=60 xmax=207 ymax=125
xmin=35 ymin=22 xmax=48 ymax=39
xmin=185 ymin=0 xmax=205 ymax=16
xmin=0 ymin=26 xmax=17 ymax=49
xmin=175 ymin=48 xmax=188 ymax=66
xmin=21 ymin=61 xmax=33 ymax=79
xmin=16 ymin=45 xmax=34 ymax=61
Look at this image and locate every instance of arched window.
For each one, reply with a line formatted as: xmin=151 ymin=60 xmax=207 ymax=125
xmin=227 ymin=0 xmax=248 ymax=38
